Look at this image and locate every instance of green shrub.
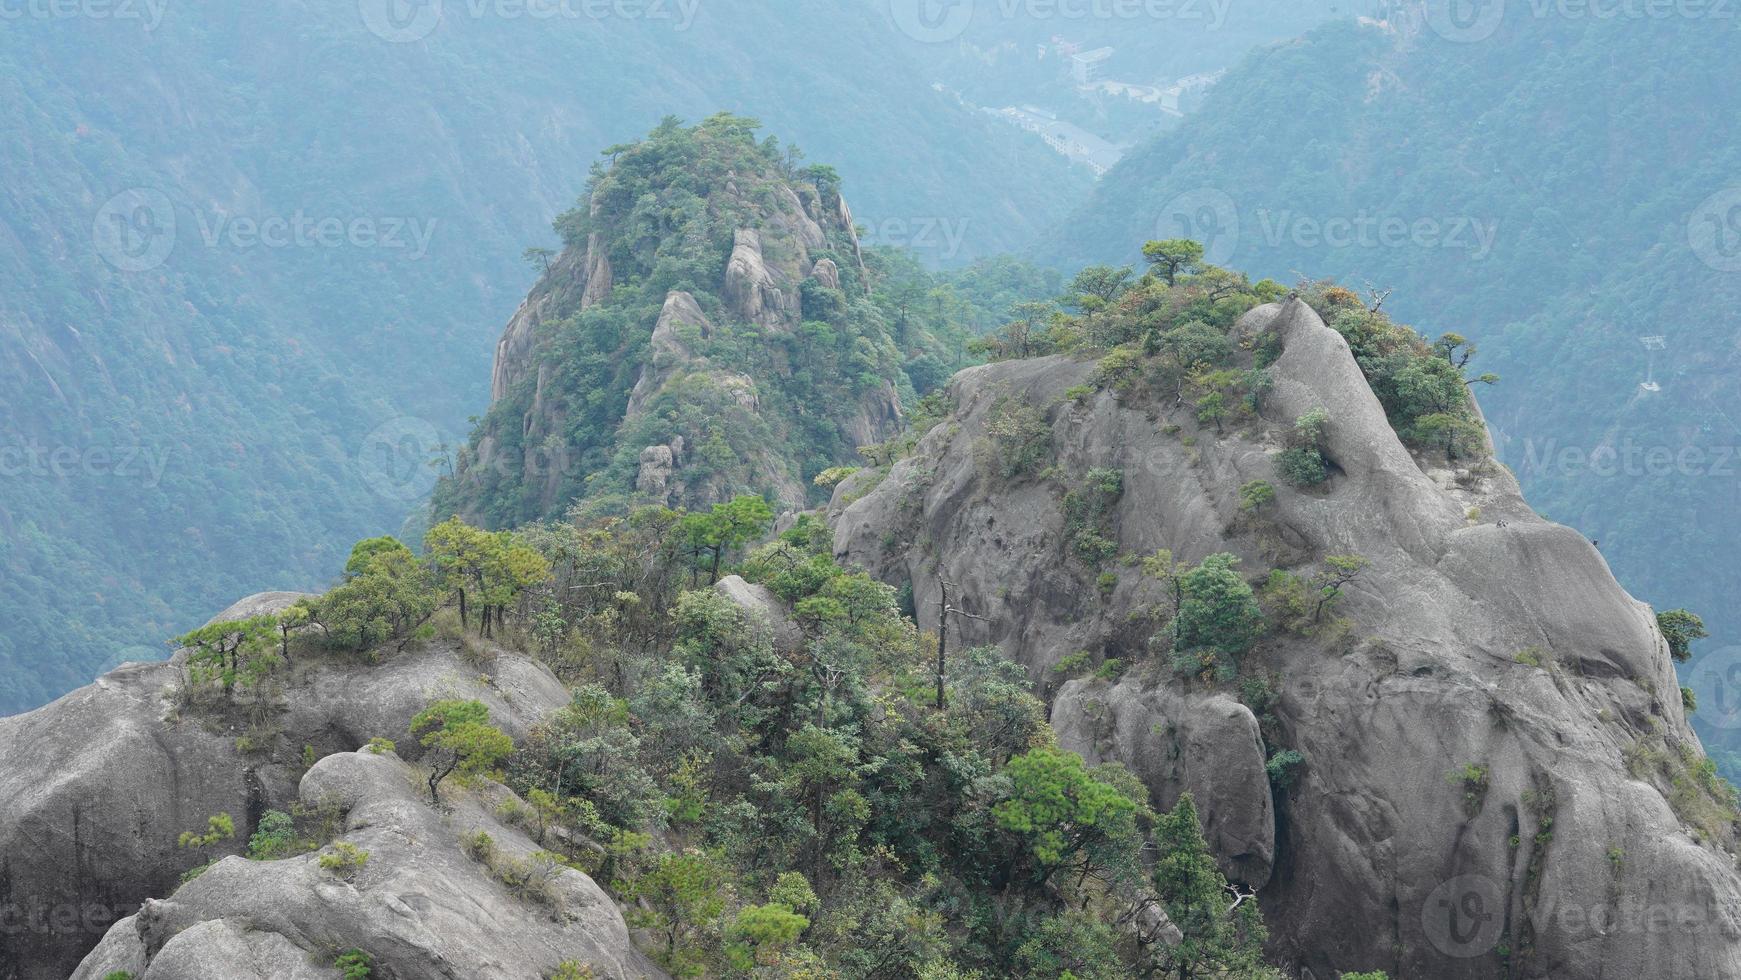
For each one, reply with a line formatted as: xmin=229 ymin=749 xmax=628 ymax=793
xmin=246 ymin=810 xmax=300 ymax=861
xmin=1063 ymin=468 xmax=1124 ymax=566
xmin=318 ymin=842 xmax=370 ymax=878
xmin=813 ymin=466 xmax=859 ymax=489
xmin=1657 ymin=608 xmax=1709 ymax=662
xmin=1277 ymin=447 xmax=1327 ymax=487
xmin=365 ymin=737 xmax=396 ymax=754
xmin=1266 ymin=749 xmax=1305 ymax=788
xmin=334 ymin=949 xmax=373 ymax=980
xmin=1238 ymin=480 xmax=1276 ymax=512
xmin=1094 ymin=658 xmax=1125 ymax=681
xmin=1513 ymin=647 xmax=1548 ymax=668
xmin=462 ymin=829 xmax=497 ymax=862
xmin=1090 ymin=346 xmax=1144 ymax=392
xmin=979 ymin=395 xmax=1052 ymax=480
xmin=1052 ymin=651 xmax=1093 ymax=678
xmin=1277 ymin=410 xmax=1332 ymax=487
xmin=1446 ymin=763 xmax=1490 ymax=815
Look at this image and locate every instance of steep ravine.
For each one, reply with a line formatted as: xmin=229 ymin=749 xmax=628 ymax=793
xmin=831 ymin=299 xmax=1741 ymax=978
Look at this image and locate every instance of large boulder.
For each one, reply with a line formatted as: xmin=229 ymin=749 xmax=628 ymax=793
xmin=724 ymin=229 xmax=797 ymax=327
xmin=1054 ymin=680 xmax=1274 ymax=888
xmin=626 ymin=291 xmax=716 ymax=417
xmin=0 ymin=594 xmax=571 ymax=980
xmin=70 ymin=748 xmax=663 ymax=980
xmin=714 ymin=575 xmax=804 ymax=654
xmin=832 ymin=299 xmax=1741 ymax=978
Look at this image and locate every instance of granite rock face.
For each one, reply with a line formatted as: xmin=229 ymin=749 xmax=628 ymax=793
xmin=0 ymin=594 xmax=574 ymax=980
xmin=832 ymin=299 xmax=1741 ymax=978
xmin=70 ymin=748 xmax=664 ymax=980
xmin=1053 ymin=681 xmax=1274 ymax=888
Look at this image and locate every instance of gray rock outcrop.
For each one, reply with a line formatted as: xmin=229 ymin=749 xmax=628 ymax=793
xmin=0 ymin=594 xmax=574 ymax=980
xmin=724 ymin=229 xmax=797 ymax=327
xmin=70 ymin=748 xmax=663 ymax=980
xmin=1053 ymin=681 xmax=1274 ymax=888
xmin=810 ymin=257 xmax=841 ymax=291
xmin=714 ymin=574 xmax=804 ymax=654
xmin=832 ymin=299 xmax=1741 ymax=978
xmin=626 ymin=291 xmax=715 ymax=418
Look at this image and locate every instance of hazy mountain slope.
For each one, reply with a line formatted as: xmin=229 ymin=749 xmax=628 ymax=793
xmin=0 ymin=2 xmax=1090 ymax=713
xmin=1041 ymin=11 xmax=1741 ymax=764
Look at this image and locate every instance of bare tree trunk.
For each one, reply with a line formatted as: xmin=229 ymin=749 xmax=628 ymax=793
xmin=935 ymin=580 xmax=951 ymax=710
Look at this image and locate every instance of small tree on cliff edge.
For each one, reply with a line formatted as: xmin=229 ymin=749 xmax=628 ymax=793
xmin=409 ymin=699 xmax=513 ymax=804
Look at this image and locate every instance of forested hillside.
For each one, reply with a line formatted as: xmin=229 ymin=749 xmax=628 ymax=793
xmin=0 ymin=2 xmax=1087 ymax=712
xmin=1043 ymin=10 xmax=1741 ymax=767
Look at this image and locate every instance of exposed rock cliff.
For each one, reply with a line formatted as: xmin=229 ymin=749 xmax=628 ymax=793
xmin=0 ymin=594 xmax=641 ymax=980
xmin=70 ymin=748 xmax=663 ymax=980
xmin=832 ymin=299 xmax=1741 ymax=978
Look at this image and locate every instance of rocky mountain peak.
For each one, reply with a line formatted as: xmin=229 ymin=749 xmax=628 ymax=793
xmin=831 ymin=297 xmax=1741 ymax=978
xmin=435 ymin=117 xmax=905 ymax=528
